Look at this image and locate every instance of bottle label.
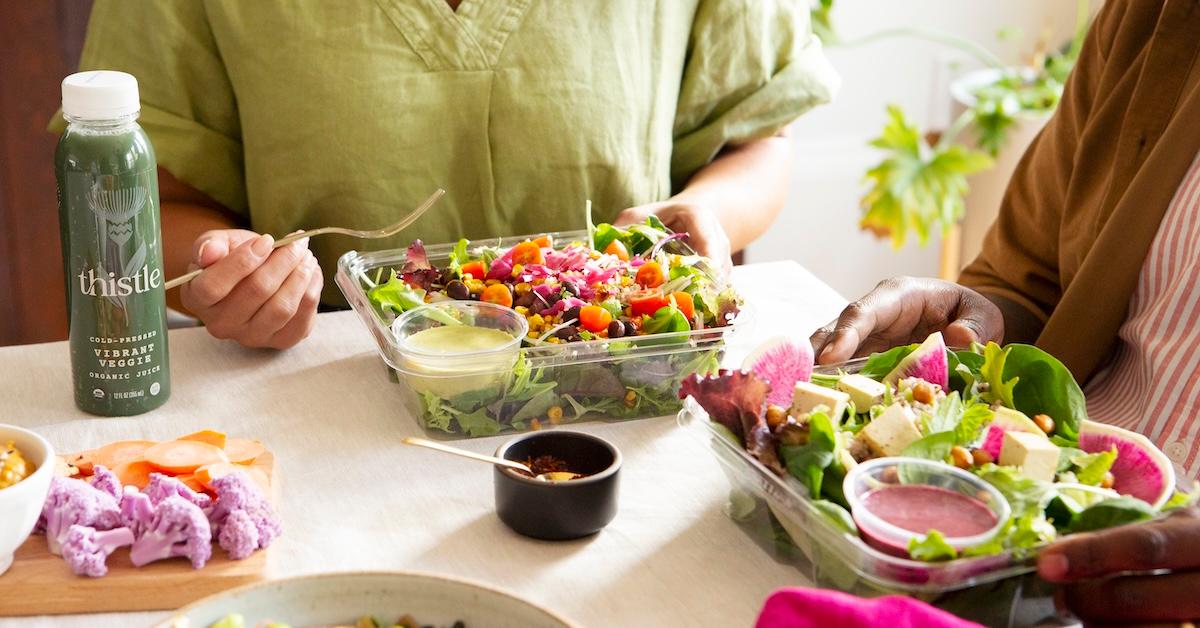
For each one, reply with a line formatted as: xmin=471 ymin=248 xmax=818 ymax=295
xmin=62 ymin=166 xmax=170 ymax=414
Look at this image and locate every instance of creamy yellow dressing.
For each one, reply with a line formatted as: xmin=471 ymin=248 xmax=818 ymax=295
xmin=402 ymin=325 xmax=514 ymax=355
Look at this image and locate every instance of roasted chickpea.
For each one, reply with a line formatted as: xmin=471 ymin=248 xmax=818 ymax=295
xmin=1033 ymin=413 xmax=1055 ymax=435
xmin=950 ymin=446 xmax=972 ymax=470
xmin=1101 ymin=471 xmax=1116 ymax=489
xmin=971 ymin=448 xmax=994 ymax=466
xmin=765 ymin=405 xmax=788 ymax=429
xmin=912 ymin=381 xmax=935 ymax=405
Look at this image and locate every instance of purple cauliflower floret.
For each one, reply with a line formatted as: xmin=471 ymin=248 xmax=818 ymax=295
xmin=119 ymin=486 xmax=156 ymax=538
xmin=128 ymin=495 xmax=212 ymax=569
xmin=144 ymin=473 xmax=212 ymax=510
xmin=87 ymin=465 xmax=122 ymax=500
xmin=208 ymin=471 xmax=280 ymax=557
xmin=61 ymin=524 xmax=134 ymax=577
xmin=217 ymin=510 xmax=260 ymax=560
xmin=38 ymin=476 xmax=122 ymax=555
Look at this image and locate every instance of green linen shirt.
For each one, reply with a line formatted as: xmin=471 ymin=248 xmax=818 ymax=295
xmin=63 ymin=0 xmax=838 ymax=303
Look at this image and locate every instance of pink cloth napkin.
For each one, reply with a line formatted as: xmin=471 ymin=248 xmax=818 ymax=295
xmin=756 ymin=587 xmax=983 ymax=628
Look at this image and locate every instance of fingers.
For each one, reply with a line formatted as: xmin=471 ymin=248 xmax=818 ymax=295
xmin=242 ymin=251 xmax=316 ymax=346
xmin=213 ymin=238 xmax=311 ymax=326
xmin=264 ymin=260 xmax=323 ymax=350
xmin=612 ymin=205 xmax=655 ymax=227
xmin=944 ymin=287 xmax=1005 ymax=347
xmin=184 ymin=234 xmax=275 ymax=309
xmin=1039 ymin=512 xmax=1200 ymax=582
xmin=1060 ymin=570 xmax=1200 ymax=624
xmin=192 ymin=229 xmax=258 ymax=268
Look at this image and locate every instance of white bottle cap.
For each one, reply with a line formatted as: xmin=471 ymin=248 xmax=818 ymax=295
xmin=61 ymin=70 xmax=140 ymax=120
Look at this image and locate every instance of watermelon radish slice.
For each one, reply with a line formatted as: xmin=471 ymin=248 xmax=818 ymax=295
xmin=742 ymin=336 xmax=814 ymax=408
xmin=979 ymin=406 xmax=1047 ymax=461
xmin=883 ymin=332 xmax=949 ymax=389
xmin=1079 ymin=419 xmax=1175 ymax=507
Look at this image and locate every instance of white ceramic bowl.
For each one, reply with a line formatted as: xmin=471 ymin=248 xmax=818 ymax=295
xmin=156 ymin=571 xmax=577 ymax=628
xmin=0 ymin=424 xmax=55 ymax=575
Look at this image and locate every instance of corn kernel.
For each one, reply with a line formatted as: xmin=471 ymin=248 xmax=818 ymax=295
xmin=531 ymin=418 xmax=542 ymax=431
xmin=511 ymin=264 xmax=524 ymax=277
xmin=529 ymin=314 xmax=545 ymax=328
xmin=623 ymin=389 xmax=637 ymax=408
xmin=515 ymin=282 xmax=532 ymax=295
xmin=547 ymin=406 xmax=564 ymax=424
xmin=527 ymin=330 xmax=540 ymax=339
xmin=620 ymin=276 xmax=633 ymax=287
xmin=515 ymin=306 xmax=529 ymax=316
xmin=485 ymin=279 xmax=499 ymax=286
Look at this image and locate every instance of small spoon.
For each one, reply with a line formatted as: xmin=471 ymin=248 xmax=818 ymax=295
xmin=402 ymin=437 xmax=579 ymax=482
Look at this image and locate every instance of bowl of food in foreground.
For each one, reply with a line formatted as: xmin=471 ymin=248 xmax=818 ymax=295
xmin=494 ymin=431 xmax=621 ymax=540
xmin=336 ymin=224 xmax=743 ymax=438
xmin=155 ymin=571 xmax=577 ymax=628
xmin=0 ymin=424 xmax=55 ymax=576
xmin=677 ymin=332 xmax=1194 ymax=624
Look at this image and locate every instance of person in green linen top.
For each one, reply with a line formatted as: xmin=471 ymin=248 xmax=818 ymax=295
xmin=59 ymin=0 xmax=838 ymax=349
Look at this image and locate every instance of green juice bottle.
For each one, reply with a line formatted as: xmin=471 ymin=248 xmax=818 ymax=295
xmin=55 ymin=71 xmax=170 ymax=416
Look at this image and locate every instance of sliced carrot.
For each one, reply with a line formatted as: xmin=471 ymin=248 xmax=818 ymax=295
xmin=65 ymin=450 xmax=97 ymax=475
xmin=532 ymin=234 xmax=553 ymax=248
xmin=179 ymin=429 xmax=227 ymax=450
xmin=510 ymin=241 xmax=544 ymax=266
xmin=176 ymin=473 xmax=209 ymax=494
xmin=480 ymin=283 xmax=514 ymax=308
xmin=669 ymin=291 xmax=695 ymax=321
xmin=114 ymin=460 xmax=157 ymax=490
xmin=604 ymin=240 xmax=630 ymax=261
xmin=92 ymin=440 xmax=157 ymax=470
xmin=225 ymin=438 xmax=267 ymax=464
xmin=194 ymin=462 xmax=240 ymax=488
xmin=143 ymin=440 xmax=229 ymax=474
xmin=200 ymin=462 xmax=271 ymax=496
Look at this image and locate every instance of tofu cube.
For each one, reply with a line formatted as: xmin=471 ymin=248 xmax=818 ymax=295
xmin=790 ymin=381 xmax=850 ymax=421
xmin=836 ymin=374 xmax=888 ymax=411
xmin=858 ymin=403 xmax=922 ymax=457
xmin=997 ymin=431 xmax=1060 ymax=483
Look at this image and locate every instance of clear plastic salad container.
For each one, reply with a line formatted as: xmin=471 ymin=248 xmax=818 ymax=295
xmin=677 ymin=358 xmax=1065 ymax=627
xmin=337 ymin=230 xmax=745 ymax=438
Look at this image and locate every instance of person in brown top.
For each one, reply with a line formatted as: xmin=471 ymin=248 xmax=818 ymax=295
xmin=811 ymin=1 xmax=1200 ymax=623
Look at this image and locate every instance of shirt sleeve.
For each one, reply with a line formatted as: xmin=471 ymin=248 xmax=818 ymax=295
xmin=670 ymin=0 xmax=840 ymax=190
xmin=958 ymin=1 xmax=1124 ymax=322
xmin=50 ymin=0 xmax=248 ymax=216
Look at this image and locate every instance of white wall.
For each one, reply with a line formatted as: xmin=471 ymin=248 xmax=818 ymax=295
xmin=748 ymin=0 xmax=1085 ymax=300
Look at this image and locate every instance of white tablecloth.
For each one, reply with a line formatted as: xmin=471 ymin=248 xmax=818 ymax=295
xmin=0 ymin=261 xmax=846 ymax=628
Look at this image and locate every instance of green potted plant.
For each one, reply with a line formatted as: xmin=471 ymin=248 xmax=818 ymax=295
xmin=814 ymin=1 xmax=1091 ymax=252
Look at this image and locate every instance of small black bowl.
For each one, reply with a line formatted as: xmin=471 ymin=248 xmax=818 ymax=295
xmin=493 ymin=431 xmax=621 ymax=541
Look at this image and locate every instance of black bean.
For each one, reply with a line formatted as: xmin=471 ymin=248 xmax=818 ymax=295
xmin=445 ymin=280 xmax=470 ymax=300
xmin=562 ymin=282 xmax=579 ymax=296
xmin=607 ymin=320 xmax=625 ymax=338
xmin=514 ymin=292 xmax=535 ymax=308
xmin=563 ymin=306 xmax=581 ymax=323
xmin=555 ymin=325 xmax=578 ymax=340
xmin=624 ymin=321 xmax=637 ymax=336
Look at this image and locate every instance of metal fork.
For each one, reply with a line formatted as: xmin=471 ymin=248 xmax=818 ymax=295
xmin=164 ymin=188 xmax=445 ymax=290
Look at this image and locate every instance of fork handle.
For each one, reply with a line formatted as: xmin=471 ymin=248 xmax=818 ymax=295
xmin=162 ymin=235 xmax=302 ymax=290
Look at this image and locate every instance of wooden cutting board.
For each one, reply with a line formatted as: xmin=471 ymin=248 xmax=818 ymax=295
xmin=0 ymin=451 xmax=277 ymax=616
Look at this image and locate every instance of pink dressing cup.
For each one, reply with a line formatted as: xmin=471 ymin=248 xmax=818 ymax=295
xmin=843 ymin=457 xmax=1010 ymax=558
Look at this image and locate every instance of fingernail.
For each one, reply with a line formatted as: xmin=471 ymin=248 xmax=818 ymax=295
xmin=294 ymin=237 xmax=310 ymax=251
xmin=252 ymin=234 xmax=274 ymax=256
xmin=1038 ymin=553 xmax=1069 ymax=580
xmin=196 ymin=240 xmax=211 ymax=264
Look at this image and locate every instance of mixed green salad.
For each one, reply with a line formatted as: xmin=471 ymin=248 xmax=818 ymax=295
xmin=210 ymin=613 xmax=463 ymax=628
xmin=682 ymin=332 xmax=1197 ymax=562
xmin=356 ymin=219 xmax=740 ymax=436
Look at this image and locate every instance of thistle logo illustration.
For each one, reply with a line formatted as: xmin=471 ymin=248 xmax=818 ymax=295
xmin=87 ymin=183 xmax=147 ymax=246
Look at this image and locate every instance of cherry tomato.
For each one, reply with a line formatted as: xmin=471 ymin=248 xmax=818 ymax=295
xmin=604 ymin=240 xmax=631 ymax=261
xmin=669 ymin=291 xmax=695 ymax=320
xmin=480 ymin=284 xmax=514 ymax=308
xmin=635 ymin=261 xmax=665 ymax=288
xmin=460 ymin=260 xmax=487 ymax=279
xmin=532 ymin=235 xmax=553 ymax=248
xmin=578 ymin=305 xmax=613 ymax=333
xmin=629 ymin=289 xmax=669 ymax=318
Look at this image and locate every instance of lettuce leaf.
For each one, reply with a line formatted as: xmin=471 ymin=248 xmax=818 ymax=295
xmin=857 ymin=344 xmax=917 ymax=380
xmin=1071 ymin=446 xmax=1117 ymax=486
xmin=447 ymin=238 xmax=470 ymax=277
xmin=901 ymin=431 xmax=956 ymax=462
xmin=908 ymin=530 xmax=958 ymax=561
xmin=1070 ymin=497 xmax=1156 ymax=533
xmin=1002 ymin=344 xmax=1087 ymax=442
xmin=980 ymin=342 xmax=1018 ymax=408
xmin=780 ymin=409 xmax=838 ymax=498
